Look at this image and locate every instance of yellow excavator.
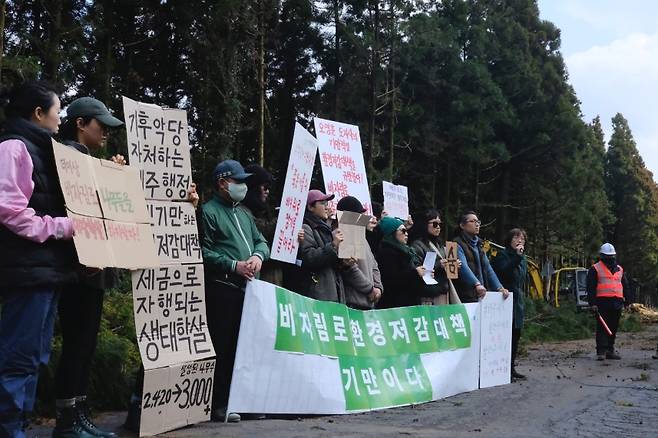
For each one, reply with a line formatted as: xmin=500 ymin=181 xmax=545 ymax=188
xmin=484 ymin=240 xmax=589 ymax=309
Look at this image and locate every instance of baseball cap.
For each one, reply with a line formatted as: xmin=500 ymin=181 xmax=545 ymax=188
xmin=212 ymin=159 xmax=252 ymax=182
xmin=66 ymin=97 xmax=123 ymax=127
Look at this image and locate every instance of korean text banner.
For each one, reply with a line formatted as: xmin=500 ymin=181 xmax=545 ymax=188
xmin=226 ymin=281 xmax=513 ymax=415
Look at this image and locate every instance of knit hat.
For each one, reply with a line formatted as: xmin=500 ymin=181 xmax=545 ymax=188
xmin=244 ymin=164 xmax=273 ymax=189
xmin=378 ymin=216 xmax=404 ymax=236
xmin=336 ymin=196 xmax=367 ymax=213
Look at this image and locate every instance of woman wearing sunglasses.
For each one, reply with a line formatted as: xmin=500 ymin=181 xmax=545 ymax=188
xmin=375 ymin=217 xmax=429 ymax=309
xmin=410 ymin=209 xmax=461 ymax=305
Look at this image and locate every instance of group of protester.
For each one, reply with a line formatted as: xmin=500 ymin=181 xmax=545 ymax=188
xmin=0 ymin=80 xmax=639 ymax=438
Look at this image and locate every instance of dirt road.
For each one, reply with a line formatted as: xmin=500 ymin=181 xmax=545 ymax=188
xmin=29 ymin=324 xmax=658 ymax=437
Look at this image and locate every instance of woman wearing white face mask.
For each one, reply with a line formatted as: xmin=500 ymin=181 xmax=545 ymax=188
xmin=200 ymin=159 xmax=270 ymax=423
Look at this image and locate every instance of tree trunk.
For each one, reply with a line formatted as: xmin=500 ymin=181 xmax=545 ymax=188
xmin=496 ymin=162 xmax=511 ymax=240
xmin=257 ymin=0 xmax=266 ymax=166
xmin=333 ymin=0 xmax=340 ymax=119
xmin=0 ymin=1 xmax=6 ymax=84
xmin=367 ymin=0 xmax=379 ymax=174
xmin=387 ymin=1 xmax=396 ymax=180
xmin=43 ymin=0 xmax=63 ymax=83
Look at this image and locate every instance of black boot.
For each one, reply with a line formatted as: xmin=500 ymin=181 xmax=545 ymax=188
xmin=52 ymin=404 xmax=96 ymax=438
xmin=75 ymin=397 xmax=117 ymax=437
xmin=511 ymin=368 xmax=526 ymax=380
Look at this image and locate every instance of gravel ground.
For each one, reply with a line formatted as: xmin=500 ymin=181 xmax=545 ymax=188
xmin=28 ymin=323 xmax=658 ymax=438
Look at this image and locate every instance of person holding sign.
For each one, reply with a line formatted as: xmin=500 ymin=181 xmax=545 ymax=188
xmin=201 ymin=159 xmax=270 ymax=423
xmin=410 ymin=209 xmax=461 ymax=305
xmin=292 ymin=190 xmax=345 ymax=302
xmin=453 ymin=211 xmax=508 ymax=303
xmin=492 ymin=228 xmax=528 ymax=380
xmin=52 ymin=97 xmax=124 ymax=438
xmin=375 ymin=217 xmax=431 ymax=309
xmin=336 ymin=196 xmax=383 ymax=310
xmin=0 ymin=82 xmax=78 ymax=438
xmin=586 ymin=243 xmax=629 ymax=361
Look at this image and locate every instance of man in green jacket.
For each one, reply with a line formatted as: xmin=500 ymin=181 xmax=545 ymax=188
xmin=201 ymin=159 xmax=270 ymax=423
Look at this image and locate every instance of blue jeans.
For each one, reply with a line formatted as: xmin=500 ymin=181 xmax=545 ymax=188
xmin=0 ymin=290 xmax=58 ymax=438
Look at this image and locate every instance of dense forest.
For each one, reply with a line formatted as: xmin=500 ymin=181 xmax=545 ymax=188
xmin=2 ymin=0 xmax=658 ymax=301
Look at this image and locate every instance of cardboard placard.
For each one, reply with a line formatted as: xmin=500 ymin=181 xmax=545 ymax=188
xmin=336 ymin=210 xmax=371 ymax=260
xmin=140 ymin=359 xmax=215 ymax=436
xmin=314 ymin=117 xmax=372 ymax=215
xmin=53 ymin=140 xmax=158 ymax=269
xmin=123 ymin=97 xmax=192 ymax=201
xmin=94 ymin=160 xmax=150 ymax=223
xmin=271 ymin=123 xmax=318 ymax=264
xmin=382 ymin=181 xmax=409 ymax=220
xmin=53 ymin=142 xmax=103 ymax=217
xmin=445 ymin=241 xmax=459 ymax=280
xmin=69 ymin=213 xmax=112 ymax=267
xmin=132 ymin=265 xmax=215 ymax=370
xmin=146 ymin=201 xmax=202 ymax=265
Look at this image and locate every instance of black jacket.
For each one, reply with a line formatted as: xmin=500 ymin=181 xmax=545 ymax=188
xmin=0 ymin=118 xmax=78 ymax=289
xmin=375 ymin=242 xmax=430 ymax=309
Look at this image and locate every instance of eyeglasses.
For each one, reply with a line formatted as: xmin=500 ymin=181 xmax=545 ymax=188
xmin=466 ymin=219 xmax=481 ymax=225
xmin=397 ymin=228 xmax=408 ymax=235
xmin=428 ymin=221 xmax=442 ymax=228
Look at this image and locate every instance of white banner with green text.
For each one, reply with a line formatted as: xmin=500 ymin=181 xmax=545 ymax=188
xmin=227 ymin=280 xmax=512 ymax=414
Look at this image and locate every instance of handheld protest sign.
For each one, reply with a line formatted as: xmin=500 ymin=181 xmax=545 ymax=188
xmin=54 ymin=139 xmax=159 ymax=269
xmin=271 ymin=122 xmax=318 ymax=264
xmin=382 ymin=181 xmax=409 ymax=220
xmin=122 ymin=96 xmax=192 ymax=201
xmin=140 ymin=359 xmax=215 ymax=436
xmin=336 ymin=210 xmax=371 ymax=260
xmin=445 ymin=241 xmax=459 ymax=280
xmin=314 ymin=117 xmax=372 ymax=215
xmin=53 ymin=140 xmax=103 ymax=217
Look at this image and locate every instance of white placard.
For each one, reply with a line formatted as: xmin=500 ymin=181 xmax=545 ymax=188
xmin=314 ymin=117 xmax=372 ymax=215
xmin=422 ymin=251 xmax=438 ymax=285
xmin=271 ymin=123 xmax=318 ymax=263
xmin=132 ymin=264 xmax=215 ymax=370
xmin=146 ymin=201 xmax=201 ymax=265
xmin=140 ymin=359 xmax=215 ymax=436
xmin=479 ymin=292 xmax=513 ymax=388
xmin=382 ymin=181 xmax=409 ymax=220
xmin=122 ymin=96 xmax=192 ymax=201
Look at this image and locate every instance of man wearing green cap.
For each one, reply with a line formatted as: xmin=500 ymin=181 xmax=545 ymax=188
xmin=52 ymin=97 xmax=124 ymax=438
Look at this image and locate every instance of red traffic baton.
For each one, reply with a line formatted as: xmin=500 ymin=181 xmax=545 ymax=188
xmin=596 ymin=311 xmax=613 ymax=336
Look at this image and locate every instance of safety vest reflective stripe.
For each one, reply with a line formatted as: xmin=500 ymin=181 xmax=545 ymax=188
xmin=593 ymin=261 xmax=624 ymax=298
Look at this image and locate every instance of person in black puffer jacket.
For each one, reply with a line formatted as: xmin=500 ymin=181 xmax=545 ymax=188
xmin=376 ymin=217 xmax=434 ymax=309
xmin=0 ymin=81 xmax=78 ymax=438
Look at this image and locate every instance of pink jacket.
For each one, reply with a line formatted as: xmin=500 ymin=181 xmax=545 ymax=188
xmin=0 ymin=139 xmax=73 ymax=242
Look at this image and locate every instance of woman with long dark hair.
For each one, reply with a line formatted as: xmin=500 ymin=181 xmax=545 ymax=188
xmin=0 ymin=81 xmax=78 ymax=438
xmin=410 ymin=209 xmax=460 ymax=305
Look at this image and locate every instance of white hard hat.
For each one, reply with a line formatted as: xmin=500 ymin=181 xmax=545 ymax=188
xmin=599 ymin=243 xmax=616 ymax=256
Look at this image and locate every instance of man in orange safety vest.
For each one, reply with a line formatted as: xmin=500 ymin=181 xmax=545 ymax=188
xmin=586 ymin=243 xmax=629 ymax=361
